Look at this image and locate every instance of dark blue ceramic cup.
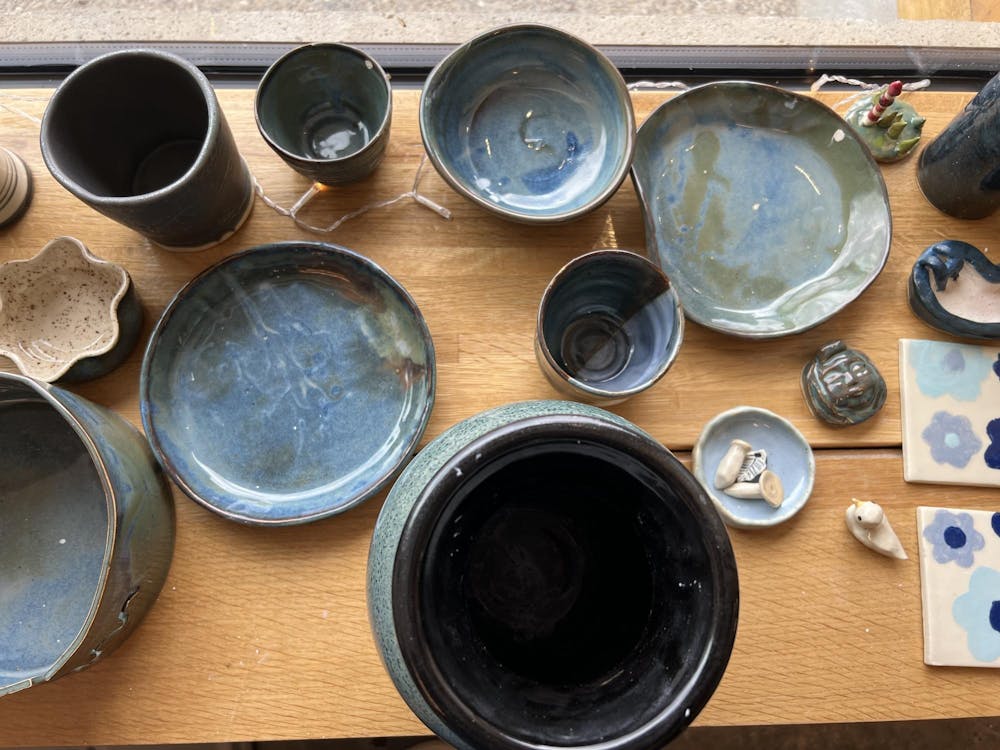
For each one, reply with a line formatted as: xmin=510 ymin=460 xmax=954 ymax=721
xmin=255 ymin=44 xmax=392 ymax=186
xmin=536 ymin=249 xmax=684 ymax=405
xmin=40 ymin=49 xmax=254 ymax=251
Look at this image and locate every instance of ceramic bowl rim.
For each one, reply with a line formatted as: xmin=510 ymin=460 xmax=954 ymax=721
xmin=254 ymin=42 xmax=393 ymax=171
xmin=139 ymin=240 xmax=437 ymax=526
xmin=418 ymin=22 xmax=636 ymax=224
xmin=0 ymin=236 xmax=130 ymax=382
xmin=0 ymin=372 xmax=116 ymax=695
xmin=391 ymin=408 xmax=739 ymax=749
xmin=631 ymin=79 xmax=893 ymax=339
xmin=40 ymin=48 xmax=220 ymax=206
xmin=691 ymin=405 xmax=816 ymax=529
xmin=535 ymin=248 xmax=685 ymax=400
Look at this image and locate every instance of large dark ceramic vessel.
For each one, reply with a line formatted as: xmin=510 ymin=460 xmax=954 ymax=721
xmin=368 ymin=401 xmax=739 ymax=750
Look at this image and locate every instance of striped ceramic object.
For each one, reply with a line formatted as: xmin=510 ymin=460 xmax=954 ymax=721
xmin=0 ymin=147 xmax=32 ymax=229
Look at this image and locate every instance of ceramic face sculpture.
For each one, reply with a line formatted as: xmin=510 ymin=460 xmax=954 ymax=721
xmin=801 ymin=340 xmax=887 ymax=426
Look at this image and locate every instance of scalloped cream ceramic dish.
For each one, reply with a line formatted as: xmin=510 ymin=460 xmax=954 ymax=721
xmin=0 ymin=237 xmax=139 ymax=382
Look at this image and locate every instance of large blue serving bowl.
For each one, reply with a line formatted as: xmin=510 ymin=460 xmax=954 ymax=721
xmin=140 ymin=242 xmax=436 ymax=526
xmin=420 ymin=24 xmax=635 ymax=224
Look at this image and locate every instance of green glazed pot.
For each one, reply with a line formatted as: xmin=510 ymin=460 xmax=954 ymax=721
xmin=367 ymin=400 xmax=739 ymax=750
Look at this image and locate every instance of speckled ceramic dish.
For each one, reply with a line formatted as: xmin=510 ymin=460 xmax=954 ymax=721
xmin=420 ymin=24 xmax=635 ymax=224
xmin=0 ymin=237 xmax=143 ymax=383
xmin=692 ymin=406 xmax=815 ymax=529
xmin=0 ymin=373 xmax=174 ymax=696
xmin=633 ymin=81 xmax=891 ymax=338
xmin=140 ymin=242 xmax=435 ymax=526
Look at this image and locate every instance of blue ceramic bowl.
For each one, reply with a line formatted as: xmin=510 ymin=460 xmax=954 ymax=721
xmin=632 ymin=81 xmax=891 ymax=338
xmin=692 ymin=406 xmax=815 ymax=529
xmin=535 ymin=249 xmax=684 ymax=405
xmin=369 ymin=401 xmax=738 ymax=750
xmin=140 ymin=242 xmax=436 ymax=526
xmin=420 ymin=24 xmax=635 ymax=224
xmin=0 ymin=373 xmax=174 ymax=696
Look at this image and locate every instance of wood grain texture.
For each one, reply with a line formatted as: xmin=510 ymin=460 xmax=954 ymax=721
xmin=0 ymin=88 xmax=998 ymax=745
xmin=971 ymin=0 xmax=1000 ymax=20
xmin=897 ymin=0 xmax=972 ymax=18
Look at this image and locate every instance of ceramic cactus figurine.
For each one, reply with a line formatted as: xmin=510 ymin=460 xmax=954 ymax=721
xmin=845 ymin=81 xmax=925 ymax=163
xmin=801 ymin=340 xmax=887 ymax=426
xmin=845 ymin=499 xmax=908 ymax=560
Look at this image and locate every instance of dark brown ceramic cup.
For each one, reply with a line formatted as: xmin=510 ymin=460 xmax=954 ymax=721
xmin=40 ymin=49 xmax=254 ymax=251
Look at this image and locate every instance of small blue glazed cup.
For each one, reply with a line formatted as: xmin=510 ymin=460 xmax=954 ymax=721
xmin=368 ymin=400 xmax=739 ymax=750
xmin=0 ymin=373 xmax=175 ymax=696
xmin=40 ymin=49 xmax=254 ymax=251
xmin=536 ymin=249 xmax=684 ymax=405
xmin=420 ymin=24 xmax=635 ymax=223
xmin=255 ymin=43 xmax=392 ymax=186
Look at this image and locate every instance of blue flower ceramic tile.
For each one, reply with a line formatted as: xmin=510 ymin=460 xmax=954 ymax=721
xmin=900 ymin=339 xmax=1000 ymax=487
xmin=918 ymin=506 xmax=1000 ymax=667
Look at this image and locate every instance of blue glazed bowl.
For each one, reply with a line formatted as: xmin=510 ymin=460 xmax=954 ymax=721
xmin=632 ymin=81 xmax=891 ymax=338
xmin=420 ymin=24 xmax=635 ymax=224
xmin=368 ymin=400 xmax=739 ymax=750
xmin=0 ymin=373 xmax=174 ymax=696
xmin=535 ymin=249 xmax=684 ymax=405
xmin=692 ymin=406 xmax=815 ymax=529
xmin=140 ymin=242 xmax=436 ymax=526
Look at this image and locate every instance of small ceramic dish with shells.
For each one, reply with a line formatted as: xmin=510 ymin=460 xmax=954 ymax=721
xmin=692 ymin=405 xmax=815 ymax=529
xmin=0 ymin=236 xmax=143 ymax=383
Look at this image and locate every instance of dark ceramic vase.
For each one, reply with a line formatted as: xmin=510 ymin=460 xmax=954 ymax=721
xmin=368 ymin=400 xmax=739 ymax=750
xmin=917 ymin=73 xmax=1000 ymax=219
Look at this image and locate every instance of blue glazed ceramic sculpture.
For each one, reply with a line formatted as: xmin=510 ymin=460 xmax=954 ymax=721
xmin=535 ymin=249 xmax=684 ymax=405
xmin=140 ymin=242 xmax=435 ymax=525
xmin=0 ymin=373 xmax=174 ymax=696
xmin=368 ymin=400 xmax=739 ymax=750
xmin=632 ymin=81 xmax=891 ymax=338
xmin=692 ymin=406 xmax=815 ymax=528
xmin=801 ymin=340 xmax=887 ymax=426
xmin=908 ymin=240 xmax=1000 ymax=341
xmin=420 ymin=24 xmax=635 ymax=224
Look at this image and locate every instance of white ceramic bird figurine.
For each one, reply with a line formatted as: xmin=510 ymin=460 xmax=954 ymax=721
xmin=845 ymin=499 xmax=908 ymax=560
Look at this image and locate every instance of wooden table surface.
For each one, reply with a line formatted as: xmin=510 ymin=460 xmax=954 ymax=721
xmin=0 ymin=86 xmax=998 ymax=746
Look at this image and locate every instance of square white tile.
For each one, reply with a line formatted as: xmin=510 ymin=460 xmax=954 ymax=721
xmin=917 ymin=505 xmax=1000 ymax=667
xmin=899 ymin=339 xmax=1000 ymax=487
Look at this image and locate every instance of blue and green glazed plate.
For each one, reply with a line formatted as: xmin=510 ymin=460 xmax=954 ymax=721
xmin=140 ymin=242 xmax=436 ymax=525
xmin=633 ymin=81 xmax=892 ymax=338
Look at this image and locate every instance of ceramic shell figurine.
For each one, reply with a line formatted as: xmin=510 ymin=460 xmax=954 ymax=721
xmin=908 ymin=240 xmax=1000 ymax=341
xmin=801 ymin=340 xmax=887 ymax=426
xmin=0 ymin=146 xmax=33 ymax=228
xmin=845 ymin=499 xmax=907 ymax=559
xmin=845 ymin=81 xmax=925 ymax=163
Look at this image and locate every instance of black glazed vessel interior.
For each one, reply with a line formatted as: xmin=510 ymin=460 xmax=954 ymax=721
xmin=391 ymin=415 xmax=739 ymax=750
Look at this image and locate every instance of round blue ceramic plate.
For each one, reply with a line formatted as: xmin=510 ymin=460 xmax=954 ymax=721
xmin=632 ymin=81 xmax=891 ymax=338
xmin=140 ymin=242 xmax=435 ymax=525
xmin=691 ymin=406 xmax=815 ymax=529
